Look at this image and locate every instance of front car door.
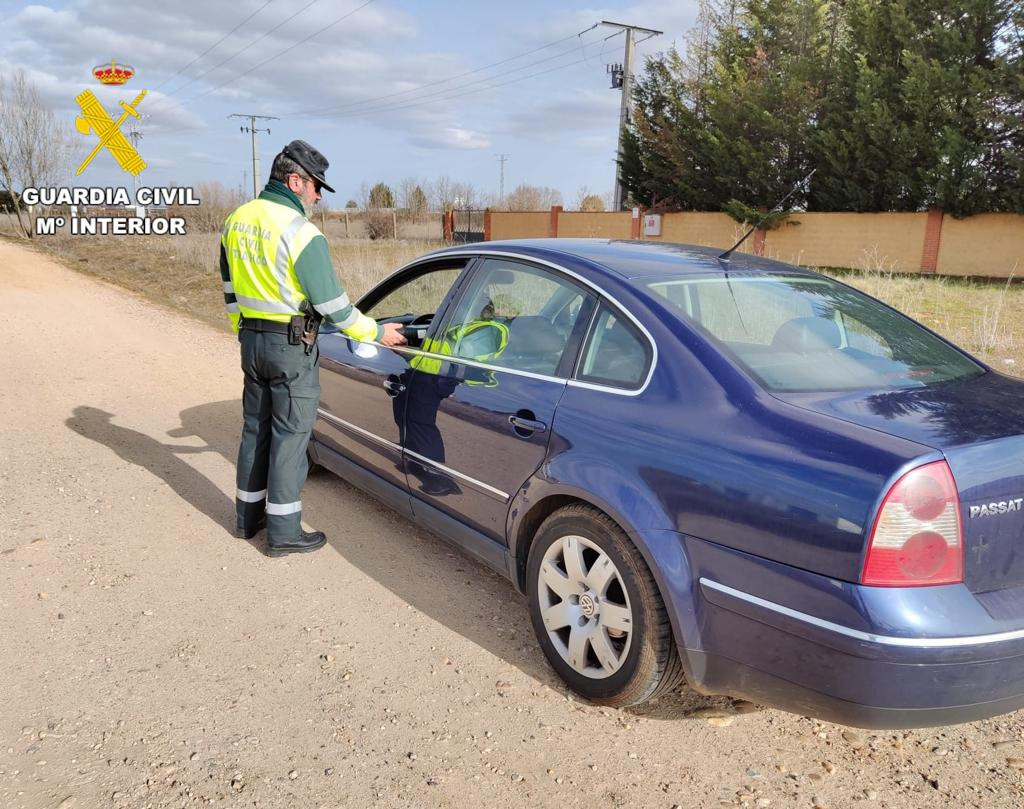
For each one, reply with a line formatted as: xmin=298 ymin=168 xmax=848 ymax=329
xmin=399 ymin=257 xmax=596 ymax=541
xmin=313 ymin=258 xmax=472 ymax=498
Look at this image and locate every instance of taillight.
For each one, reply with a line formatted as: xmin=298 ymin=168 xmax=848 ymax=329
xmin=862 ymin=461 xmax=963 ymax=587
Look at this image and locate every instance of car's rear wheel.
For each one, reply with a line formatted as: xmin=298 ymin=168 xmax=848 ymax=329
xmin=526 ymin=504 xmax=684 ymax=706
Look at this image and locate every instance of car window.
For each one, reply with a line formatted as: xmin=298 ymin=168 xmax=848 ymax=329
xmin=648 ymin=274 xmax=984 ymax=392
xmin=440 ymin=258 xmax=587 ymax=376
xmin=577 ymin=304 xmax=651 ymax=389
xmin=363 ymin=265 xmax=465 ymax=321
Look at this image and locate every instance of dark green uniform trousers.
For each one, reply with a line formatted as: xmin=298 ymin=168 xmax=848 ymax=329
xmin=235 ymin=329 xmax=320 ymax=544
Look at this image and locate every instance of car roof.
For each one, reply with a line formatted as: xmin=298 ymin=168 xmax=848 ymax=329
xmin=435 ymin=238 xmax=817 ymax=280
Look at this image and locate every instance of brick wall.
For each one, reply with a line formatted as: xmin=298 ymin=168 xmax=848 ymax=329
xmin=487 ymin=208 xmax=1024 ymax=277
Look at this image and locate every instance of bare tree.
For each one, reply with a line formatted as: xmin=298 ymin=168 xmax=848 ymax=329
xmin=450 ymin=181 xmax=478 ymax=210
xmin=0 ymin=70 xmax=73 ymax=237
xmin=355 ymin=181 xmax=371 ymax=211
xmin=396 ymin=176 xmax=429 ymax=220
xmin=574 ymin=185 xmax=608 ymax=211
xmin=175 ymin=181 xmax=245 ymax=232
xmin=503 ymin=183 xmax=563 ymax=211
xmin=429 ymin=175 xmax=455 ymax=211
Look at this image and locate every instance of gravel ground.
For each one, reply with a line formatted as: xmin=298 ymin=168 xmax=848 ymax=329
xmin=2 ymin=239 xmax=1024 ymax=809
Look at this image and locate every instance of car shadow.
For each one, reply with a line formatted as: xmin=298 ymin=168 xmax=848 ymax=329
xmin=67 ymin=399 xmax=749 ymax=718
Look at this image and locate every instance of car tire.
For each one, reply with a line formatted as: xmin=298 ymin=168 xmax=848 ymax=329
xmin=526 ymin=504 xmax=684 ymax=707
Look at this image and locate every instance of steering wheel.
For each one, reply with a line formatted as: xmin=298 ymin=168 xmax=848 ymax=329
xmin=399 ymin=313 xmax=435 ymax=342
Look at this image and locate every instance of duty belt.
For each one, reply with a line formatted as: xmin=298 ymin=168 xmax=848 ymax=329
xmin=239 ymin=316 xmax=291 ymax=335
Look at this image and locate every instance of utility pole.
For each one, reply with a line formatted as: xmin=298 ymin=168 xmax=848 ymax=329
xmin=229 ymin=113 xmax=278 ymax=198
xmin=127 ymin=121 xmax=143 ymax=203
xmin=601 ymin=21 xmax=662 ymax=211
xmin=497 ymin=154 xmax=510 ymax=206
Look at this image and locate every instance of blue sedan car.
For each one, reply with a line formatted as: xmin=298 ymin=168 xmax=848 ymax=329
xmin=309 ymin=239 xmax=1024 ymax=728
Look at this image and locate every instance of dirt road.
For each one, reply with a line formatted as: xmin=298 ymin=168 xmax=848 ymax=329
xmin=2 ymin=239 xmax=1023 ymax=809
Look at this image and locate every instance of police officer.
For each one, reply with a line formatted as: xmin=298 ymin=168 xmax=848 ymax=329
xmin=219 ymin=140 xmax=406 ymax=556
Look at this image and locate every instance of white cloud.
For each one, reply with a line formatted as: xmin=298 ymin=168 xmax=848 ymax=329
xmin=409 ymin=126 xmax=491 ymax=151
xmin=184 ymin=151 xmax=228 ymax=165
xmin=1 ymin=1 xmax=699 ymax=194
xmin=497 ymin=89 xmax=619 ymax=138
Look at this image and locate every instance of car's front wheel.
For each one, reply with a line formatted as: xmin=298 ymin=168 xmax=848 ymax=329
xmin=526 ymin=504 xmax=684 ymax=706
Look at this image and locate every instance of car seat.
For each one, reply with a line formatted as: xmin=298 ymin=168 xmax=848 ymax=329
xmin=771 ymin=317 xmax=841 ymax=354
xmin=503 ymin=316 xmax=564 ymax=374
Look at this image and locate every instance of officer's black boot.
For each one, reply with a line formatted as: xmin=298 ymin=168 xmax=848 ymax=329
xmin=234 ymin=516 xmax=266 ymax=539
xmin=267 ymin=530 xmax=327 ymax=557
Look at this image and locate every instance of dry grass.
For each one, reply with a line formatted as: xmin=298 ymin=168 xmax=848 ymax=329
xmin=7 ymin=229 xmax=1021 ymax=379
xmin=326 ymin=239 xmax=444 ymax=300
xmin=822 ymin=247 xmax=1022 ymax=377
xmin=21 ymin=230 xmax=441 ymax=332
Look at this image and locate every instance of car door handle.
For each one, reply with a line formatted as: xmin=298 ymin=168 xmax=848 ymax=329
xmin=382 ymin=379 xmax=406 ymax=396
xmin=509 ymin=415 xmax=547 ymax=434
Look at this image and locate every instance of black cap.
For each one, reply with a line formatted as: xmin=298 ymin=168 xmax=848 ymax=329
xmin=280 ymin=139 xmax=335 ymax=193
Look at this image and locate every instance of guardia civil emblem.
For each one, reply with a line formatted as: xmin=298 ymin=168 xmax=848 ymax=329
xmin=74 ymin=59 xmax=147 ymax=176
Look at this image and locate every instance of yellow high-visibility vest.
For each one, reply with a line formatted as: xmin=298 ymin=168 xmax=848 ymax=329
xmin=221 ymin=198 xmax=321 ymax=326
xmin=411 ymin=320 xmax=509 ymax=384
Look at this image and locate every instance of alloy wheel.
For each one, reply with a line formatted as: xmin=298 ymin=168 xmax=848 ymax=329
xmin=537 ymin=534 xmax=633 ymax=679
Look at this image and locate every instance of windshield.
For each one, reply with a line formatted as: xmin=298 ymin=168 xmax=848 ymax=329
xmin=646 ymin=274 xmax=985 ymax=393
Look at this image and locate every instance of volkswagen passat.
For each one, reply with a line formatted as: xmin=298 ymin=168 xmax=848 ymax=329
xmin=308 ymin=239 xmax=1024 ymax=728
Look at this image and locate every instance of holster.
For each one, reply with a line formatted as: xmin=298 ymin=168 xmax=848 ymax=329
xmin=299 ymin=300 xmax=324 ymax=355
xmin=288 ymin=315 xmax=304 ymax=346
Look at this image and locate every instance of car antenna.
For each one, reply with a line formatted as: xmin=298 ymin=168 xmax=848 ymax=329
xmin=718 ymin=169 xmax=816 ymax=268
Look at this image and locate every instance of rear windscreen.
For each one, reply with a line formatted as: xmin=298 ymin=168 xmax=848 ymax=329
xmin=646 ymin=274 xmax=985 ymax=392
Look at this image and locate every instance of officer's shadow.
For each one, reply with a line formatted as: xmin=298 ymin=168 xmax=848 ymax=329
xmin=65 ymin=405 xmax=237 ymax=538
xmin=64 ymin=401 xmax=729 ymax=716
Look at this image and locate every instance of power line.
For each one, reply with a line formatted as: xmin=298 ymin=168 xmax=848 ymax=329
xmin=288 ymin=32 xmax=615 ymax=121
xmin=306 ymin=50 xmax=601 ymax=121
xmin=580 ymin=24 xmax=624 ymax=68
xmin=289 ymin=38 xmax=597 ymax=119
xmin=127 ymin=122 xmax=143 ymax=200
xmin=151 ymin=0 xmax=277 ymax=92
xmin=497 ymin=154 xmax=510 ymax=204
xmin=149 ymin=0 xmax=321 ymax=108
xmin=229 ymin=113 xmax=278 ymax=198
xmin=219 ymin=0 xmax=378 ymax=86
xmin=283 ymin=23 xmax=600 ymax=118
xmin=600 ymin=20 xmax=662 ymax=210
xmin=150 ymin=0 xmax=377 ymax=118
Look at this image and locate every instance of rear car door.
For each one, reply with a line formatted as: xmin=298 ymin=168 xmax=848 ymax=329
xmin=400 ymin=257 xmax=595 ymax=541
xmin=314 ymin=258 xmax=472 ymax=494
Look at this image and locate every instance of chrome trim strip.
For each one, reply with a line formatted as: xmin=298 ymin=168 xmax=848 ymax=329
xmin=315 ymin=409 xmax=509 ymax=501
xmin=360 ymin=248 xmax=657 ymax=397
xmin=700 ymin=577 xmax=1024 ymax=649
xmin=316 ymin=409 xmax=401 ymax=452
xmin=386 ymin=345 xmax=568 ymax=385
xmin=404 ymin=449 xmax=509 ymax=501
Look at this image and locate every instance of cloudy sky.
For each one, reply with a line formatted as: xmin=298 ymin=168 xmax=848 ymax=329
xmin=0 ymin=0 xmax=698 ymax=206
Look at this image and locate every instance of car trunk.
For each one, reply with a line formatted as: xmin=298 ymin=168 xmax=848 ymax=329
xmin=779 ymin=371 xmax=1024 ymax=593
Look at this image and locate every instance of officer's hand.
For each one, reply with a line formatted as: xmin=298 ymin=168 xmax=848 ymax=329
xmin=379 ymin=322 xmax=408 ymax=347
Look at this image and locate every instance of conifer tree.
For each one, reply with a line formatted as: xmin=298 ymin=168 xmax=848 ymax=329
xmin=624 ymin=0 xmax=1024 ymax=215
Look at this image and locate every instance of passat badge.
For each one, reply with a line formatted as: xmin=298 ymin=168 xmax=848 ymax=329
xmin=970 ymin=498 xmax=1023 ymax=518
